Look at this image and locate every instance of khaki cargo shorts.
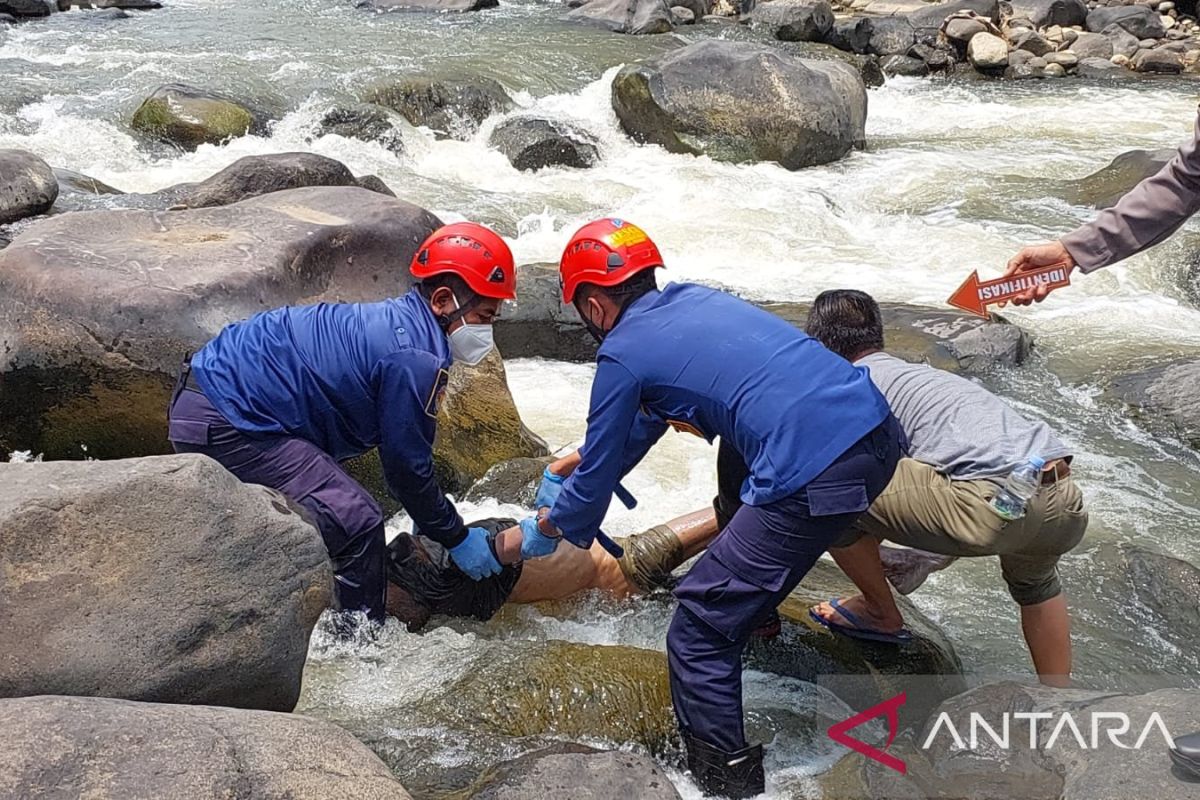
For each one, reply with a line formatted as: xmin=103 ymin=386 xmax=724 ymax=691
xmin=844 ymin=458 xmax=1089 ymax=606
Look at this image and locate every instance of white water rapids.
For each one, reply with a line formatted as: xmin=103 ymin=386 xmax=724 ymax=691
xmin=5 ymin=1 xmax=1200 ymax=796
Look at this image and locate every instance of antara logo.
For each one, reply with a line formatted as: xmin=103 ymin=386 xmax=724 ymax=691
xmin=921 ymin=710 xmax=1176 ymax=751
xmin=827 ymin=693 xmax=908 ymax=774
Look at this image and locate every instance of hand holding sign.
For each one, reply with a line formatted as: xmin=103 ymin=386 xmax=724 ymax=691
xmin=948 ymin=262 xmax=1073 ymax=318
xmin=1003 ymin=241 xmax=1078 ymax=306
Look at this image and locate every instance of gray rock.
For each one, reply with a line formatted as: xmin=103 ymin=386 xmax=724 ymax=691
xmin=1077 ymin=54 xmax=1136 ymax=76
xmin=611 ymin=40 xmax=868 ymax=171
xmin=52 ymin=167 xmax=124 ymax=196
xmin=463 ymin=456 xmax=549 ymax=505
xmin=1043 ymin=60 xmax=1067 ymax=74
xmin=0 ymin=11 xmax=17 ymax=21
xmin=1045 ymin=49 xmax=1079 ymax=65
xmin=826 ymin=16 xmax=874 ymax=53
xmin=1009 ymin=47 xmax=1037 ymax=65
xmin=489 ymin=116 xmax=599 ymax=171
xmin=0 ymin=0 xmax=54 ymax=16
xmin=968 ymin=31 xmax=1010 ymax=69
xmin=881 ymin=53 xmax=931 ymax=75
xmin=669 ymin=0 xmax=709 ymax=16
xmin=750 ymin=0 xmax=834 ymax=41
xmin=0 ymin=455 xmax=332 ymax=710
xmin=0 ymin=695 xmax=412 ymax=799
xmin=1007 ymin=0 xmax=1087 ymax=27
xmin=1087 ymin=4 xmax=1166 ymax=38
xmin=563 ymin=0 xmax=673 ymax=34
xmin=1014 ymin=29 xmax=1056 ymax=55
xmin=911 ymin=682 xmax=1200 ymax=799
xmin=867 ymin=15 xmax=915 ymax=55
xmin=1007 ymin=61 xmax=1046 ymax=77
xmin=1095 ymin=543 xmax=1200 ymax=639
xmin=1109 ymin=357 xmax=1200 ymax=446
xmin=1059 ymin=147 xmax=1174 ymax=207
xmin=912 ymin=41 xmax=956 ymax=69
xmin=473 ymin=744 xmax=681 ymax=800
xmin=355 ymin=174 xmax=396 ymax=196
xmin=60 ymin=0 xmax=161 ymax=7
xmin=1133 ymin=46 xmax=1183 ymax=69
xmin=669 ymin=4 xmax=695 ymax=22
xmin=1102 ymin=22 xmax=1143 ymax=57
xmin=1071 ymin=30 xmax=1115 ymax=58
xmin=366 ymin=77 xmax=514 ymax=140
xmin=317 ymin=103 xmax=405 ymax=155
xmin=183 ymin=152 xmax=361 ymax=208
xmin=130 ymin=83 xmax=260 ymax=150
xmin=356 ymin=0 xmax=496 ymax=10
xmin=944 ymin=16 xmax=987 ymax=42
xmin=0 ymin=149 xmax=57 ymax=225
xmin=907 ymin=0 xmax=998 ymax=28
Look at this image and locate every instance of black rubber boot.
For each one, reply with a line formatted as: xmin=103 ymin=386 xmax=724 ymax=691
xmin=1172 ymin=731 xmax=1200 ymax=778
xmin=684 ymin=732 xmax=765 ymax=799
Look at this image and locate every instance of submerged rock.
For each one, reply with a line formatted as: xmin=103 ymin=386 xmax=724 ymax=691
xmin=367 ymin=77 xmax=514 ymax=140
xmin=0 ymin=454 xmax=332 ymax=710
xmin=489 ymin=116 xmax=600 ymax=171
xmin=0 ymin=0 xmax=54 ymax=16
xmin=357 ymin=0 xmax=497 ymax=10
xmin=471 ymin=743 xmax=682 ymax=800
xmin=0 ymin=149 xmax=58 ymax=225
xmin=317 ymin=103 xmax=406 ymax=155
xmin=1108 ymin=357 xmax=1200 ymax=447
xmin=611 ymin=40 xmax=867 ymax=171
xmin=463 ymin=456 xmax=551 ymax=505
xmin=1056 ymin=148 xmax=1173 ymax=208
xmin=563 ymin=0 xmax=674 ymax=34
xmin=0 ymin=695 xmax=412 ymax=799
xmin=182 ymin=152 xmax=362 ymax=208
xmin=52 ymin=166 xmax=123 ymax=196
xmin=130 ymin=83 xmax=260 ymax=150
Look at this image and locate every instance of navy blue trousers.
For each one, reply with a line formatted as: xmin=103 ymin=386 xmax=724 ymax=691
xmin=168 ymin=380 xmax=387 ymax=622
xmin=668 ymin=415 xmax=903 ymax=752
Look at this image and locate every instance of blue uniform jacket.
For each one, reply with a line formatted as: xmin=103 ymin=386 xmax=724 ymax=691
xmin=549 ymin=283 xmax=891 ymax=547
xmin=191 ymin=289 xmax=465 ymax=547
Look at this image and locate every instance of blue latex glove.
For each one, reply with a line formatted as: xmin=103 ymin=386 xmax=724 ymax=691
xmin=535 ymin=466 xmax=565 ymax=511
xmin=519 ymin=516 xmax=561 ymax=560
xmin=449 ymin=527 xmax=502 ymax=580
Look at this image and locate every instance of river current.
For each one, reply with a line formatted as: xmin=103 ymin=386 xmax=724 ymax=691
xmin=4 ymin=1 xmax=1200 ymax=797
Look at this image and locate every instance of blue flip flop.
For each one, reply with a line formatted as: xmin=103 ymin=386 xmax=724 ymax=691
xmin=809 ymin=598 xmax=914 ymax=645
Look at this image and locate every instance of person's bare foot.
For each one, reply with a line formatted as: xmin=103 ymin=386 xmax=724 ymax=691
xmin=879 ymin=546 xmax=958 ymax=595
xmin=811 ymin=594 xmax=905 ymax=634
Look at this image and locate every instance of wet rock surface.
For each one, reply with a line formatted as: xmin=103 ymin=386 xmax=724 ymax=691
xmin=564 ymin=0 xmax=674 ymax=34
xmin=130 ymin=83 xmax=261 ymax=150
xmin=0 ymin=695 xmax=413 ymax=799
xmin=1109 ymin=357 xmax=1200 ymax=446
xmin=0 ymin=149 xmax=58 ymax=225
xmin=749 ymin=0 xmax=834 ymax=42
xmin=611 ymin=40 xmax=867 ymax=170
xmin=488 ymin=116 xmax=600 ymax=171
xmin=0 ymin=454 xmax=332 ymax=710
xmin=182 ymin=152 xmax=364 ymax=208
xmin=366 ymin=77 xmax=514 ymax=140
xmin=357 ymin=0 xmax=497 ymax=11
xmin=316 ymin=103 xmax=406 ymax=155
xmin=469 ymin=743 xmax=682 ymax=800
xmin=463 ymin=456 xmax=551 ymax=506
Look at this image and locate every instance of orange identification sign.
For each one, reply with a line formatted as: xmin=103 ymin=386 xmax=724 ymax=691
xmin=947 ymin=264 xmax=1072 ymax=318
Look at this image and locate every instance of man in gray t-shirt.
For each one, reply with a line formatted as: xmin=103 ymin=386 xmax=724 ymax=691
xmin=805 ymin=290 xmax=1088 ymax=688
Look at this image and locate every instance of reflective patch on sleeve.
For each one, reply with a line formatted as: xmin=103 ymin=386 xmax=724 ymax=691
xmin=425 ymin=368 xmax=450 ymax=419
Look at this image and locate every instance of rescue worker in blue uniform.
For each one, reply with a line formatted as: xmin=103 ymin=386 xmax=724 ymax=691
xmin=517 ymin=219 xmax=904 ymax=798
xmin=167 ymin=222 xmax=520 ymax=626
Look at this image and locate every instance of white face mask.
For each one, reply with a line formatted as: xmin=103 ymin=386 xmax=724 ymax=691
xmin=447 ymin=294 xmax=495 ymax=366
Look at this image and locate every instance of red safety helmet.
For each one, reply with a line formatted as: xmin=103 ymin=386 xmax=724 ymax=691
xmin=559 ymin=218 xmax=664 ymax=304
xmin=410 ymin=222 xmax=516 ymax=300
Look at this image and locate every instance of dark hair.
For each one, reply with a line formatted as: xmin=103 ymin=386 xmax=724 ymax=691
xmin=805 ymin=289 xmax=885 ymax=361
xmin=576 ymin=269 xmax=659 ymax=309
xmin=416 ymin=272 xmax=472 ymax=302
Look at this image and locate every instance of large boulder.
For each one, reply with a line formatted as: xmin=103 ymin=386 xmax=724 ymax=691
xmin=0 ymin=455 xmax=332 ymax=710
xmin=470 ymin=744 xmax=681 ymax=800
xmin=749 ymin=0 xmax=834 ymax=42
xmin=1108 ymin=357 xmax=1200 ymax=447
xmin=0 ymin=149 xmax=57 ymax=225
xmin=563 ymin=0 xmax=673 ymax=34
xmin=316 ymin=103 xmax=406 ymax=155
xmin=1086 ymin=5 xmax=1166 ymax=39
xmin=826 ymin=16 xmax=874 ymax=53
xmin=356 ymin=0 xmax=496 ymax=10
xmin=0 ymin=695 xmax=412 ymax=799
xmin=1057 ymin=148 xmax=1174 ymax=209
xmin=906 ymin=0 xmax=998 ymax=30
xmin=1007 ymin=0 xmax=1086 ymax=28
xmin=182 ymin=152 xmax=365 ymax=208
xmin=867 ymin=15 xmax=916 ymax=55
xmin=0 ymin=0 xmax=54 ymax=16
xmin=968 ymin=31 xmax=1010 ymax=70
xmin=130 ymin=83 xmax=259 ymax=150
xmin=1070 ymin=31 xmax=1115 ymax=60
xmin=488 ymin=116 xmax=599 ymax=171
xmin=611 ymin=40 xmax=867 ymax=171
xmin=366 ymin=77 xmax=513 ymax=140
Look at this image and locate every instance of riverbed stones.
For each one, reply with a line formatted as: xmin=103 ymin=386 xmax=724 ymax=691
xmin=1071 ymin=30 xmax=1115 ymax=58
xmin=611 ymin=40 xmax=867 ymax=171
xmin=968 ymin=31 xmax=1010 ymax=69
xmin=881 ymin=54 xmax=931 ymax=75
xmin=356 ymin=0 xmax=497 ymax=11
xmin=670 ymin=5 xmax=694 ymax=23
xmin=366 ymin=77 xmax=514 ymax=140
xmin=907 ymin=0 xmax=998 ymax=30
xmin=0 ymin=149 xmax=57 ymax=225
xmin=1133 ymin=47 xmax=1184 ymax=71
xmin=317 ymin=103 xmax=406 ymax=155
xmin=1103 ymin=23 xmax=1142 ymax=58
xmin=749 ymin=0 xmax=833 ymax=42
xmin=488 ymin=116 xmax=599 ymax=171
xmin=131 ymin=83 xmax=259 ymax=150
xmin=944 ymin=15 xmax=987 ymax=42
xmin=1077 ymin=54 xmax=1132 ymax=76
xmin=1014 ymin=29 xmax=1056 ymax=55
xmin=827 ymin=16 xmax=873 ymax=52
xmin=563 ymin=0 xmax=673 ymax=34
xmin=0 ymin=454 xmax=332 ymax=710
xmin=0 ymin=695 xmax=413 ymax=799
xmin=0 ymin=0 xmax=53 ymax=16
xmin=182 ymin=152 xmax=363 ymax=208
xmin=1108 ymin=357 xmax=1200 ymax=446
xmin=462 ymin=456 xmax=549 ymax=505
xmin=867 ymin=15 xmax=915 ymax=55
xmin=1087 ymin=4 xmax=1166 ymax=38
xmin=472 ymin=744 xmax=682 ymax=800
xmin=1009 ymin=0 xmax=1086 ymax=27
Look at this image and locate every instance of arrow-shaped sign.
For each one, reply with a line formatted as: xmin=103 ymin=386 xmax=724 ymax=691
xmin=947 ymin=264 xmax=1072 ymax=318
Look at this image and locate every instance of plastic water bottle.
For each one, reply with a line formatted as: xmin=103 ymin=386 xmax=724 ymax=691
xmin=991 ymin=456 xmax=1046 ymax=520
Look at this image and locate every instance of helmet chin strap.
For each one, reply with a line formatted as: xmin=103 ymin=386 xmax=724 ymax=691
xmin=436 ymin=291 xmax=478 ymax=332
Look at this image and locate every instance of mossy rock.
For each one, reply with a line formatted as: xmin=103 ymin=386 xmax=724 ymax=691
xmin=131 ymin=83 xmax=257 ymax=150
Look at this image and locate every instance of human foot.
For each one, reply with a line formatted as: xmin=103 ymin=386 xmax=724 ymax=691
xmin=809 ymin=596 xmax=912 ymax=644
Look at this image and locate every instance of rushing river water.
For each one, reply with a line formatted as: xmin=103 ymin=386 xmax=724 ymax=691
xmin=5 ymin=1 xmax=1200 ymax=797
